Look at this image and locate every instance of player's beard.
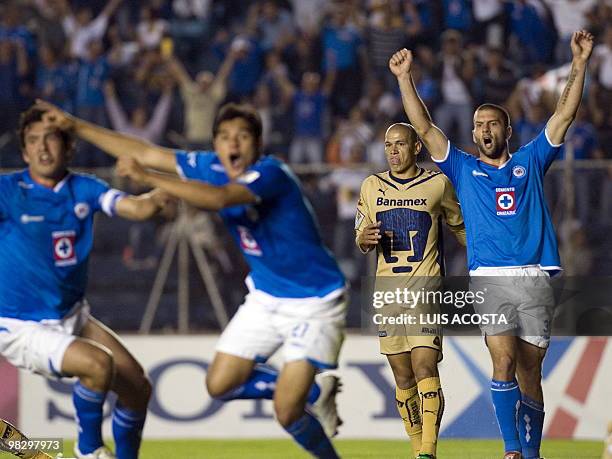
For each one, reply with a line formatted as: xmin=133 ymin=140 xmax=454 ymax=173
xmin=477 ymin=137 xmax=506 ymax=160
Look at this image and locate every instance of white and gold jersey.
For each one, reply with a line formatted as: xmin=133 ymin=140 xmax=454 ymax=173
xmin=355 ymin=168 xmax=465 ymax=277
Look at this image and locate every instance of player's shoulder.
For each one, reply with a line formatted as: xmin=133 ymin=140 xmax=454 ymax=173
xmin=0 ymin=170 xmax=24 ymax=187
xmin=68 ymin=171 xmax=110 ymax=190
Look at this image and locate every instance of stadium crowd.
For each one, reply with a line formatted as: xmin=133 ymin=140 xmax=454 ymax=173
xmin=1 ymin=0 xmax=612 ymax=329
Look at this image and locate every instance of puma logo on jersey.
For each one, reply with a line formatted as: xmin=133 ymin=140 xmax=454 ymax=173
xmin=378 ymin=188 xmax=387 ymax=196
xmin=20 ymin=214 xmax=45 ymax=223
xmin=376 ymin=197 xmax=427 ymax=206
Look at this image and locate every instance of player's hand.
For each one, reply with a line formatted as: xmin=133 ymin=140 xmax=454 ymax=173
xmin=570 ymin=30 xmax=594 ymax=64
xmin=34 ymin=99 xmax=76 ymax=131
xmin=358 ymin=221 xmax=382 ymax=249
xmin=389 ymin=48 xmax=413 ymax=78
xmin=116 ymin=157 xmax=148 ymax=184
xmin=149 ymin=188 xmax=173 ymax=210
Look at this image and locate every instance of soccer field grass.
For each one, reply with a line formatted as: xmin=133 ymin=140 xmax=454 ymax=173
xmin=0 ymin=439 xmax=603 ymax=458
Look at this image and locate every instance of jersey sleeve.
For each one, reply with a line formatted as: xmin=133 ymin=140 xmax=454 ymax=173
xmin=236 ymin=160 xmax=293 ymax=202
xmin=354 ymin=178 xmax=375 ymax=253
xmin=175 ymin=151 xmax=215 ymax=182
xmin=523 ymin=128 xmax=563 ymax=174
xmin=83 ymin=176 xmax=126 ymax=217
xmin=431 ymin=141 xmax=468 ymax=188
xmin=440 ymin=176 xmax=467 ymax=246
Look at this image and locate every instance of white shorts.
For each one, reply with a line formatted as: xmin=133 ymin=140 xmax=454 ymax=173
xmin=216 ymin=287 xmax=347 ymax=369
xmin=0 ymin=301 xmax=91 ymax=378
xmin=470 ymin=266 xmax=555 ymax=348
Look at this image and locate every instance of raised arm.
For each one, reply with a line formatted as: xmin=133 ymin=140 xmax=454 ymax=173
xmin=36 ymin=100 xmax=177 ymax=173
xmin=115 ymin=188 xmax=170 ymax=221
xmin=116 ymin=157 xmax=257 ymax=211
xmin=546 ymin=30 xmax=594 ymax=145
xmin=389 ymin=48 xmax=448 ymax=160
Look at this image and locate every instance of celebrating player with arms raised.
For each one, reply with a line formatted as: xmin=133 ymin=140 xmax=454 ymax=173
xmin=356 ymin=122 xmax=466 ymax=459
xmin=0 ymin=107 xmax=170 ymax=459
xmin=390 ymin=30 xmax=594 ymax=459
xmin=37 ymin=101 xmax=346 ymax=459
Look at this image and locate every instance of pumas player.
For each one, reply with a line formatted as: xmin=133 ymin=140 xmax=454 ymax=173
xmin=0 ymin=107 xmax=170 ymax=459
xmin=38 ymin=101 xmax=346 ymax=459
xmin=390 ymin=30 xmax=594 ymax=459
xmin=356 ymin=122 xmax=465 ymax=459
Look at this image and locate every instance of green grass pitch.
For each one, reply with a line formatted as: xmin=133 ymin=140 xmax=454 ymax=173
xmin=0 ymin=439 xmax=603 ymax=458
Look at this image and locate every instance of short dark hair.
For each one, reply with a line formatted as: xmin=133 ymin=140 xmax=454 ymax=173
xmin=475 ymin=103 xmax=511 ymax=128
xmin=212 ymin=103 xmax=263 ymax=146
xmin=18 ymin=106 xmax=75 ymax=152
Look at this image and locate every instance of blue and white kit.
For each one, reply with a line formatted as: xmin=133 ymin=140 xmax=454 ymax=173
xmin=434 ymin=129 xmax=562 ymax=347
xmin=176 ymin=151 xmax=347 ymax=368
xmin=0 ymin=170 xmax=125 ymax=376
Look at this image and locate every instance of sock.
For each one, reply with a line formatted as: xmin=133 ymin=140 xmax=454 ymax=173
xmin=396 ymin=385 xmax=422 ymax=457
xmin=112 ymin=403 xmax=147 ymax=459
xmin=518 ymin=394 xmax=545 ymax=459
xmin=491 ymin=379 xmax=521 ymax=453
xmin=284 ymin=412 xmax=339 ymax=459
xmin=217 ymin=365 xmax=321 ymax=404
xmin=418 ymin=377 xmax=444 ymax=457
xmin=72 ymin=381 xmax=106 ymax=454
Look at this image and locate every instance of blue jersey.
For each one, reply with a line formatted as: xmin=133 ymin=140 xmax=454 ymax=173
xmin=176 ymin=152 xmax=345 ymax=298
xmin=434 ymin=129 xmax=562 ymax=272
xmin=0 ymin=171 xmax=125 ymax=321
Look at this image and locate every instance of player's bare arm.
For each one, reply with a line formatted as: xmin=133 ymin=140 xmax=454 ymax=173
xmin=116 ymin=157 xmax=257 ymax=211
xmin=546 ymin=30 xmax=594 ymax=144
xmin=114 ymin=188 xmax=171 ymax=221
xmin=389 ymin=48 xmax=448 ymax=160
xmin=34 ymin=99 xmax=178 ymax=173
xmin=356 ymin=221 xmax=382 ymax=253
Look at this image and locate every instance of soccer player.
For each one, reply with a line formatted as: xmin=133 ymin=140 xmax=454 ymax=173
xmin=356 ymin=123 xmax=465 ymax=459
xmin=390 ymin=30 xmax=594 ymax=459
xmin=0 ymin=107 xmax=170 ymax=459
xmin=37 ymin=101 xmax=346 ymax=459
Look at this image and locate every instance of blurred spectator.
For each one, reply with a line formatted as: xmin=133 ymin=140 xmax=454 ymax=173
xmin=35 ymin=43 xmax=77 ymax=113
xmin=442 ymin=0 xmax=472 ymax=33
xmin=248 ymin=0 xmax=295 ymax=52
xmin=507 ymin=0 xmax=557 ymax=67
xmin=471 ymin=0 xmax=505 ymax=47
xmin=589 ymin=24 xmax=612 ymax=154
xmin=478 ymin=47 xmax=517 ymax=105
xmin=322 ymin=3 xmax=366 ymax=116
xmin=515 ymin=100 xmax=548 ymax=147
xmin=75 ymin=39 xmax=110 ymax=166
xmin=366 ymin=0 xmax=408 ymax=90
xmin=358 ymin=78 xmax=401 ymax=123
xmin=411 ymin=58 xmax=439 ymax=109
xmin=168 ymin=49 xmax=237 ymax=149
xmin=366 ymin=123 xmax=390 ymax=169
xmin=0 ymin=1 xmax=36 ymax=57
xmin=137 ymin=5 xmax=168 ymax=51
xmin=433 ymin=30 xmax=476 ymax=149
xmin=289 ymin=0 xmax=327 ymax=32
xmin=62 ymin=0 xmax=123 ymax=59
xmin=544 ymin=0 xmax=596 ymax=63
xmin=329 ymin=107 xmax=374 ymax=164
xmin=0 ymin=37 xmax=29 ymax=134
xmin=274 ymin=63 xmax=336 ymax=164
xmin=326 ymin=144 xmax=369 ymax=280
xmin=221 ymin=34 xmax=264 ymax=102
xmin=104 ymin=80 xmax=173 ymax=144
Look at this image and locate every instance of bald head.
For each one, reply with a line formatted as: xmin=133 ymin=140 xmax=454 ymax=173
xmin=385 ymin=123 xmax=418 ymax=145
xmin=384 ymin=122 xmax=421 ymax=176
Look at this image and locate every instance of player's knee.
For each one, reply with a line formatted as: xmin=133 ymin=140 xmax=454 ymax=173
xmin=274 ymin=400 xmax=304 ymax=428
xmin=493 ymin=353 xmax=516 ymax=378
xmin=205 ymin=372 xmax=231 ymax=400
xmin=413 ymin=364 xmax=437 ymax=382
xmin=85 ymin=348 xmax=115 ymax=390
xmin=393 ymin=370 xmax=416 ymax=389
xmin=517 ymin=362 xmax=542 ymax=388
